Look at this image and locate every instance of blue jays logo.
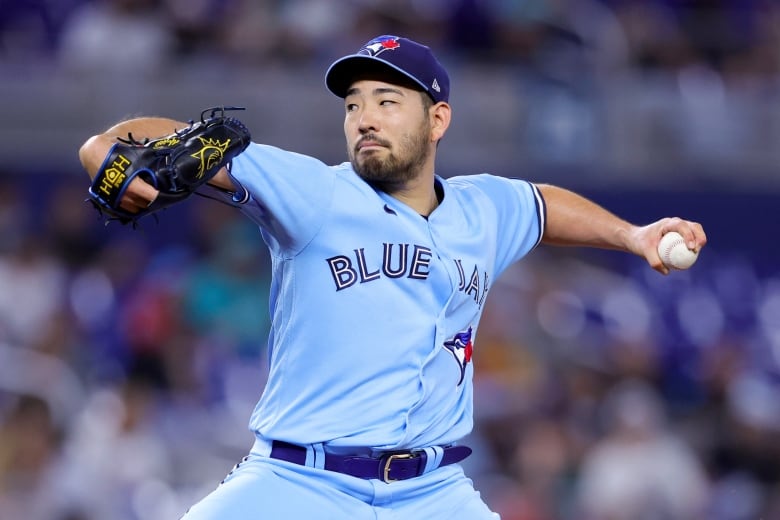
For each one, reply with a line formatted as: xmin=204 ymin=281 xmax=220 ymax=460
xmin=444 ymin=327 xmax=473 ymax=386
xmin=359 ymin=36 xmax=400 ymax=57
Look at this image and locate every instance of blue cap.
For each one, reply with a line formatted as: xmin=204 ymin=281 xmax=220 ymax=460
xmin=325 ymin=35 xmax=450 ymax=104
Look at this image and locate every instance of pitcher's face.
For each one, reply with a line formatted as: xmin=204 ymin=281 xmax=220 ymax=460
xmin=344 ymin=80 xmax=433 ymax=189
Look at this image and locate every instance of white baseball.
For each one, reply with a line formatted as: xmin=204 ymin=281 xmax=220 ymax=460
xmin=657 ymin=231 xmax=698 ymax=269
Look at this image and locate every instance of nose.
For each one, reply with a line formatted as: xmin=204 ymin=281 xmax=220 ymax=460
xmin=357 ymin=105 xmax=379 ymax=134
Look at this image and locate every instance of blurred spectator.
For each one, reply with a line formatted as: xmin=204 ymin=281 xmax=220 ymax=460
xmin=57 ymin=0 xmax=174 ymax=74
xmin=610 ymin=0 xmax=695 ymax=72
xmin=0 ymin=0 xmax=83 ymax=59
xmin=162 ymin=0 xmax=237 ymax=57
xmin=43 ymin=184 xmax=103 ymax=271
xmin=0 ymin=179 xmax=27 ymax=255
xmin=181 ymin=216 xmax=271 ymax=361
xmin=576 ymin=378 xmax=709 ymax=520
xmin=58 ymin=374 xmax=175 ymax=519
xmin=0 ymin=234 xmax=67 ymax=346
xmin=0 ymin=395 xmax=80 ymax=520
xmin=211 ymin=0 xmax=280 ymax=64
xmin=508 ymin=417 xmax=577 ymax=520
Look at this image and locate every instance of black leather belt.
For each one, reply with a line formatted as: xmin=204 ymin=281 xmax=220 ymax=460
xmin=269 ymin=440 xmax=472 ymax=483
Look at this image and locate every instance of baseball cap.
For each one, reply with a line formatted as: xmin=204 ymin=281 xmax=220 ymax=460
xmin=325 ymin=35 xmax=450 ymax=104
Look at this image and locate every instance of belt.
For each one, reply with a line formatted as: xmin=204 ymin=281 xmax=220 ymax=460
xmin=269 ymin=440 xmax=472 ymax=484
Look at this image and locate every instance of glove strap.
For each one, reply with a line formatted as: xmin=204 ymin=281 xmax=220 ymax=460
xmin=88 ymin=143 xmax=157 ymax=209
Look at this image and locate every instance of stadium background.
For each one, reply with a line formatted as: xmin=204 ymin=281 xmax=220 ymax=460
xmin=0 ymin=1 xmax=778 ymax=519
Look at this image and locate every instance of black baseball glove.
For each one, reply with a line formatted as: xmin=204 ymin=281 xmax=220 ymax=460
xmin=87 ymin=106 xmax=252 ymax=225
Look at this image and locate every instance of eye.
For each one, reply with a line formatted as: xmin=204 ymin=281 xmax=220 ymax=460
xmin=345 ymin=103 xmax=358 ymax=112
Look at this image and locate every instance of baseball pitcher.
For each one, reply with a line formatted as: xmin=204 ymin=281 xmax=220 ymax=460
xmin=79 ymin=35 xmax=707 ymax=519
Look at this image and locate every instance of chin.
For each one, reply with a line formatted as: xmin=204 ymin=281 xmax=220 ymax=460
xmin=355 ymin=157 xmax=385 ymax=179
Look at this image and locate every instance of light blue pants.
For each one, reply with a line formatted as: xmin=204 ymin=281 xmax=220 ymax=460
xmin=181 ymin=441 xmax=499 ymax=519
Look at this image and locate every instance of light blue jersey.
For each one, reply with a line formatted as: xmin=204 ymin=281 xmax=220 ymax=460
xmin=227 ymin=143 xmax=545 ymax=451
xmin=184 ymin=142 xmax=545 ymax=520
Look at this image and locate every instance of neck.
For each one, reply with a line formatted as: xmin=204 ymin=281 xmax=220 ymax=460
xmin=383 ymin=174 xmax=440 ymax=216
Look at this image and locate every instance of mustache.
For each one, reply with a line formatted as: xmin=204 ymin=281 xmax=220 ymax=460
xmin=355 ymin=134 xmax=391 ymax=152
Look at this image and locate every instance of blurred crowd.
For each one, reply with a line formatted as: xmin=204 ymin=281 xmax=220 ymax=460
xmin=1 ymin=1 xmax=780 ymax=519
xmin=2 ymin=0 xmax=780 ymax=81
xmin=0 ymin=179 xmax=275 ymax=519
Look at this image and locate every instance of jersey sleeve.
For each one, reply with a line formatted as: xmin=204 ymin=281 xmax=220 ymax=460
xmin=223 ymin=143 xmax=336 ymax=254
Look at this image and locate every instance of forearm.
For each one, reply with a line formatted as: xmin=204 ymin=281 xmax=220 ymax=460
xmin=538 ymin=183 xmax=636 ymax=253
xmin=79 ymin=117 xmax=184 ymax=177
xmin=537 ymin=183 xmax=707 ymax=275
xmin=79 ymin=116 xmax=236 ymax=193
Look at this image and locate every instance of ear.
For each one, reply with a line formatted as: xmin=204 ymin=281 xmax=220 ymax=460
xmin=430 ymin=102 xmax=451 ymax=143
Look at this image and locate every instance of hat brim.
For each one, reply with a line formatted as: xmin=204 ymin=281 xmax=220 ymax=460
xmin=325 ymin=55 xmax=429 ymax=99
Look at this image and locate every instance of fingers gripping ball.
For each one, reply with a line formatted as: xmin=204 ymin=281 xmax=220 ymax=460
xmin=88 ymin=106 xmax=252 ymax=225
xmin=658 ymin=231 xmax=699 ymax=270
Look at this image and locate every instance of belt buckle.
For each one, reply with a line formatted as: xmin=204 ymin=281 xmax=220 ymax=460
xmin=382 ymin=452 xmax=414 ymax=483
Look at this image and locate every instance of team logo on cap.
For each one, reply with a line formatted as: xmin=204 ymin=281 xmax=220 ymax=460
xmin=444 ymin=327 xmax=473 ymax=386
xmin=360 ymin=36 xmax=400 ymax=57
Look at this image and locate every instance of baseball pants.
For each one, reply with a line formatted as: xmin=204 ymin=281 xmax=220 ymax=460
xmin=181 ymin=440 xmax=499 ymax=519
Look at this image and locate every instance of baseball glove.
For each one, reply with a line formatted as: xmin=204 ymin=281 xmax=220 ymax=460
xmin=87 ymin=106 xmax=252 ymax=225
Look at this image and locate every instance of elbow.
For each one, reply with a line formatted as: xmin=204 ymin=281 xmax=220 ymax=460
xmin=79 ymin=135 xmax=108 ymax=177
xmin=79 ymin=135 xmax=98 ymax=167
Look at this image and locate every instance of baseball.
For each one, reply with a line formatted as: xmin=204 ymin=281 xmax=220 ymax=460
xmin=657 ymin=231 xmax=698 ymax=269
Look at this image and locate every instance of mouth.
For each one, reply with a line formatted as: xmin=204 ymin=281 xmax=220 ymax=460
xmin=357 ymin=144 xmax=383 ymax=155
xmin=356 ymin=137 xmax=389 ymax=154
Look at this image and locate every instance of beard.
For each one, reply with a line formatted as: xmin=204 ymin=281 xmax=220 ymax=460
xmin=349 ymin=120 xmax=431 ymax=192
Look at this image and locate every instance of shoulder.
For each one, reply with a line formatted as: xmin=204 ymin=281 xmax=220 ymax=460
xmin=443 ymin=174 xmax=540 ymax=202
xmin=441 ymin=174 xmax=545 ymax=227
xmin=446 ymin=173 xmax=534 ymax=189
xmin=236 ymin=143 xmax=333 ymax=169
